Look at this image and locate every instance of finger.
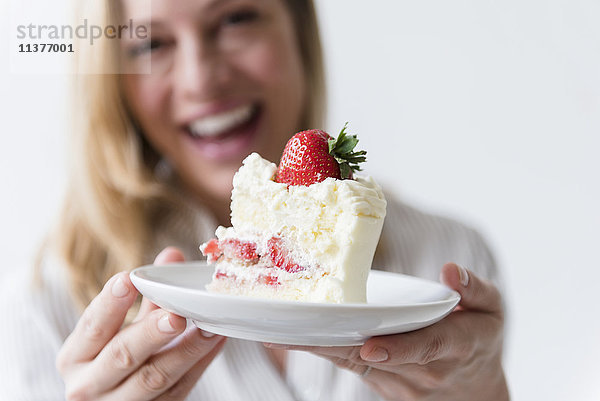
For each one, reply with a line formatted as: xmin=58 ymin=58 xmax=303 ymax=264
xmin=360 ymin=318 xmax=474 ymax=367
xmin=57 ymin=272 xmax=138 ymax=371
xmin=63 ymin=310 xmax=187 ymax=400
xmin=264 ymin=343 xmax=365 ymax=366
xmin=133 ymin=296 xmax=159 ymax=323
xmin=361 ymin=366 xmax=426 ymax=401
xmin=154 ymin=337 xmax=227 ymax=401
xmin=276 ymin=324 xmax=462 ymax=369
xmin=111 ymin=328 xmax=225 ymax=401
xmin=85 ymin=309 xmax=188 ymax=395
xmin=385 ymin=359 xmax=457 ymax=391
xmin=440 ymin=263 xmax=503 ymax=314
xmin=316 ymin=353 xmax=367 ymax=376
xmin=134 ymin=247 xmax=185 ymax=322
xmin=154 ymin=246 xmax=186 ymax=265
xmin=263 ymin=343 xmax=358 ymax=360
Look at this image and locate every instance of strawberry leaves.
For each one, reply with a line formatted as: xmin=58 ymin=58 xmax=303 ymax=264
xmin=327 ymin=123 xmax=367 ymax=179
xmin=276 ymin=123 xmax=367 ymax=186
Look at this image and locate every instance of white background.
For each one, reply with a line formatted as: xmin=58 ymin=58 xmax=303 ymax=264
xmin=1 ymin=1 xmax=599 ymax=400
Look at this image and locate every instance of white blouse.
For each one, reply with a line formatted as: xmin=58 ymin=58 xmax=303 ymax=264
xmin=0 ymin=198 xmax=501 ymax=401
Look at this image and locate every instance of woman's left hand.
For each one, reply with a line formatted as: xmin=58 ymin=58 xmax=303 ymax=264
xmin=265 ymin=263 xmax=509 ymax=401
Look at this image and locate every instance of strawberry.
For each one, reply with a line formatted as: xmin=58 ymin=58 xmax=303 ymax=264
xmin=220 ymin=238 xmax=259 ymax=262
xmin=258 ymin=273 xmax=281 ymax=286
xmin=276 ymin=123 xmax=367 ymax=186
xmin=200 ymin=238 xmax=259 ymax=263
xmin=267 ymin=237 xmax=304 ymax=273
xmin=200 ymin=238 xmax=222 ymax=263
xmin=214 ymin=271 xmax=229 ymax=280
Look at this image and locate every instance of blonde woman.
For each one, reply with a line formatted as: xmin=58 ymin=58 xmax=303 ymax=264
xmin=0 ymin=0 xmax=509 ymax=400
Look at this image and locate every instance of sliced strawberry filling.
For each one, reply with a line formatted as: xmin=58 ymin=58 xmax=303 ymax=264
xmin=201 ymin=238 xmax=259 ymax=263
xmin=266 ymin=237 xmax=304 ymax=273
xmin=201 ymin=239 xmax=222 ymax=263
xmin=213 ymin=270 xmax=281 ymax=286
xmin=201 ymin=236 xmax=308 ymax=274
xmin=258 ymin=273 xmax=281 ymax=286
xmin=215 ymin=271 xmax=229 ymax=280
xmin=220 ymin=238 xmax=259 ymax=262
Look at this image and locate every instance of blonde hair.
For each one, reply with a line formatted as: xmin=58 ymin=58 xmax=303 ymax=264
xmin=46 ymin=0 xmax=326 ymax=310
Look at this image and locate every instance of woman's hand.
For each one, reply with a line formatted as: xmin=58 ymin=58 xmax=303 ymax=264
xmin=56 ymin=247 xmax=226 ymax=401
xmin=265 ymin=263 xmax=509 ymax=401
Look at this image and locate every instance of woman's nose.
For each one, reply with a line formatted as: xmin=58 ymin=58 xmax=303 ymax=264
xmin=175 ymin=38 xmax=232 ymax=101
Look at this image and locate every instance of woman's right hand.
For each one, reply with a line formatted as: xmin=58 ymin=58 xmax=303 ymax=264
xmin=56 ymin=247 xmax=225 ymax=401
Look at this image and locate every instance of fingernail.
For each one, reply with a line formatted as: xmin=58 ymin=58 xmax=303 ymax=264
xmin=200 ymin=330 xmax=215 ymax=338
xmin=155 ymin=247 xmax=171 ymax=262
xmin=457 ymin=265 xmax=470 ymax=287
xmin=111 ymin=275 xmax=130 ymax=298
xmin=158 ymin=313 xmax=176 ymax=333
xmin=362 ymin=347 xmax=388 ymax=363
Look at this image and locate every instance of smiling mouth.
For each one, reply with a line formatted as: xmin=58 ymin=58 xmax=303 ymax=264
xmin=185 ymin=103 xmax=260 ymax=141
xmin=183 ymin=103 xmax=262 ymax=160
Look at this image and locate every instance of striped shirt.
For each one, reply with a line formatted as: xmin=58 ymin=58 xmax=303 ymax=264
xmin=0 ymin=197 xmax=501 ymax=401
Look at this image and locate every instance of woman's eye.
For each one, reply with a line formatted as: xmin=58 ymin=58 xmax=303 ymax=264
xmin=221 ymin=9 xmax=259 ymax=27
xmin=129 ymin=39 xmax=165 ymax=57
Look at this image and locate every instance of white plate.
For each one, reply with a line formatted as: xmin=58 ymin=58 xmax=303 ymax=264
xmin=130 ymin=262 xmax=460 ymax=346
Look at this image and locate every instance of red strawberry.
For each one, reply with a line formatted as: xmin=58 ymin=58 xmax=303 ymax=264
xmin=201 ymin=238 xmax=259 ymax=263
xmin=276 ymin=123 xmax=367 ymax=186
xmin=267 ymin=237 xmax=304 ymax=273
xmin=220 ymin=238 xmax=259 ymax=262
xmin=258 ymin=273 xmax=281 ymax=286
xmin=200 ymin=238 xmax=222 ymax=263
xmin=214 ymin=271 xmax=229 ymax=280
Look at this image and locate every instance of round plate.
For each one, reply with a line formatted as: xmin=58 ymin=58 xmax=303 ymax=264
xmin=130 ymin=262 xmax=460 ymax=346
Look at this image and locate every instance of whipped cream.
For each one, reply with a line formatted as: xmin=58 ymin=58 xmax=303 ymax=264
xmin=214 ymin=152 xmax=387 ymax=303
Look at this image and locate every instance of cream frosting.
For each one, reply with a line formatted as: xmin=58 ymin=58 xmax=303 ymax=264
xmin=207 ymin=152 xmax=386 ymax=303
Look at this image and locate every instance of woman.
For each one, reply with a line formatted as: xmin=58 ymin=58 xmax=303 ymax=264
xmin=0 ymin=0 xmax=509 ymax=400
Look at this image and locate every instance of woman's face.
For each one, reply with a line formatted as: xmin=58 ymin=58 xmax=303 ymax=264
xmin=121 ymin=0 xmax=306 ymax=207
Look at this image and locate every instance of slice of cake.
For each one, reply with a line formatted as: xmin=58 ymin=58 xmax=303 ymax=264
xmin=200 ymin=125 xmax=386 ymax=303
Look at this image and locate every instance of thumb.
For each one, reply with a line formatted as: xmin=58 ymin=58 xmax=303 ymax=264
xmin=154 ymin=246 xmax=186 ymax=264
xmin=440 ymin=263 xmax=503 ymax=314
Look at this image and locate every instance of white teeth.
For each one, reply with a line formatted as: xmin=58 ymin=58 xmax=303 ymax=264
xmin=189 ymin=104 xmax=255 ymax=138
